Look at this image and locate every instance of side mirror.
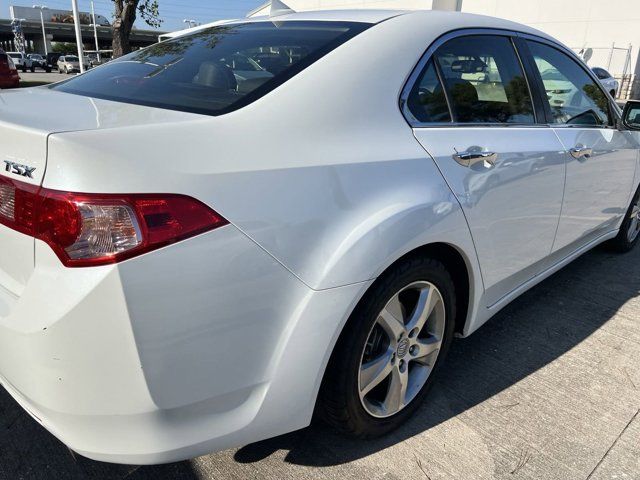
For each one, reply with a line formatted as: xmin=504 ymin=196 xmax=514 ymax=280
xmin=621 ymin=100 xmax=640 ymax=131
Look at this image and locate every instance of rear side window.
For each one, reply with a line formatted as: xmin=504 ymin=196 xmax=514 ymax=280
xmin=51 ymin=21 xmax=370 ymax=116
xmin=406 ymin=60 xmax=451 ymax=123
xmin=527 ymin=41 xmax=611 ymax=126
xmin=434 ymin=35 xmax=535 ymax=124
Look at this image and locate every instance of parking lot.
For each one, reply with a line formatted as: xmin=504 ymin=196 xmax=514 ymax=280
xmin=17 ymin=70 xmax=69 ymax=87
xmin=0 ymin=242 xmax=636 ymax=479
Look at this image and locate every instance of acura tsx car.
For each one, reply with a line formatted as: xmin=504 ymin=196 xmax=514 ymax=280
xmin=0 ymin=5 xmax=639 ymax=465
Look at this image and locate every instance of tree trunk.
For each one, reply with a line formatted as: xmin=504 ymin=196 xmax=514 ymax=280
xmin=112 ymin=0 xmax=138 ymax=58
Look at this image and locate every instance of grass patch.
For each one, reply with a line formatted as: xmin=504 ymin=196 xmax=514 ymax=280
xmin=19 ymin=81 xmax=52 ymax=88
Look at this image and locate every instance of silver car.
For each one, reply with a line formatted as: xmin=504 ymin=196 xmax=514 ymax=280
xmin=57 ymin=55 xmax=89 ymax=74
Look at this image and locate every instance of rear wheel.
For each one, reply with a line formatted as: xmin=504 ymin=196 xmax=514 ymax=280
xmin=318 ymin=255 xmax=456 ymax=438
xmin=608 ymin=187 xmax=640 ymax=252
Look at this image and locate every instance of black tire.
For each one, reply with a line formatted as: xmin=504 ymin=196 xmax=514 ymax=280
xmin=21 ymin=65 xmax=27 ymax=73
xmin=607 ymin=186 xmax=640 ymax=252
xmin=30 ymin=66 xmax=35 ymax=73
xmin=610 ymin=90 xmax=616 ymax=98
xmin=317 ymin=255 xmax=456 ymax=438
xmin=45 ymin=68 xmax=51 ymax=73
xmin=58 ymin=67 xmax=63 ymax=74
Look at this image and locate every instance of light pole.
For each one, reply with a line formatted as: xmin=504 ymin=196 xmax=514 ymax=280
xmin=70 ymin=0 xmax=85 ymax=73
xmin=90 ymin=0 xmax=100 ymax=62
xmin=32 ymin=5 xmax=48 ymax=56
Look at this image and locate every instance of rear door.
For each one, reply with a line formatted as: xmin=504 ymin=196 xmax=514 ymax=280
xmin=404 ymin=32 xmax=567 ymax=306
xmin=523 ymin=39 xmax=638 ymax=257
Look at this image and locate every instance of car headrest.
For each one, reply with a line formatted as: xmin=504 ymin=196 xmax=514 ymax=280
xmin=193 ymin=61 xmax=237 ymax=90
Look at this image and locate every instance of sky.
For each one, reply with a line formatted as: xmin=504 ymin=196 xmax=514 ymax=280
xmin=0 ymin=0 xmax=266 ymax=32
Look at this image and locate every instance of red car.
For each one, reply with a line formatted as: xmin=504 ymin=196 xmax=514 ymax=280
xmin=0 ymin=52 xmax=20 ymax=89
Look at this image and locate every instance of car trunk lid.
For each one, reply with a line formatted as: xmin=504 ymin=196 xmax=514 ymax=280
xmin=0 ymin=87 xmax=199 ymax=297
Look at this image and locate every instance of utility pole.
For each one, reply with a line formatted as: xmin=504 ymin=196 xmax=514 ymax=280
xmin=90 ymin=1 xmax=100 ymax=62
xmin=71 ymin=0 xmax=85 ymax=73
xmin=33 ymin=5 xmax=48 ymax=56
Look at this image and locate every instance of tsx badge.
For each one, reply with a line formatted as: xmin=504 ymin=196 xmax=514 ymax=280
xmin=4 ymin=160 xmax=36 ymax=179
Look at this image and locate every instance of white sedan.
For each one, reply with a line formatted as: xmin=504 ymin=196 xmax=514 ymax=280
xmin=0 ymin=5 xmax=639 ymax=465
xmin=592 ymin=66 xmax=620 ymax=97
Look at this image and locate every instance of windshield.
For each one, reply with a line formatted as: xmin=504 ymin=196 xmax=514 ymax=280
xmin=51 ymin=21 xmax=370 ymax=116
xmin=8 ymin=54 xmax=20 ymax=59
xmin=66 ymin=56 xmax=79 ymax=62
xmin=31 ymin=54 xmax=43 ymax=59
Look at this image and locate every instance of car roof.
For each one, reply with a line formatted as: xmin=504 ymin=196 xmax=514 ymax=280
xmin=162 ymin=9 xmax=553 ymax=43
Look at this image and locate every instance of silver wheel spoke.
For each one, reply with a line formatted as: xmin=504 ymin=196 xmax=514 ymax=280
xmin=413 ymin=336 xmax=442 ymax=364
xmin=377 ymin=304 xmax=405 ymax=341
xmin=383 ymin=367 xmax=408 ymax=414
xmin=406 ymin=286 xmax=438 ymax=333
xmin=359 ymin=349 xmax=393 ymax=396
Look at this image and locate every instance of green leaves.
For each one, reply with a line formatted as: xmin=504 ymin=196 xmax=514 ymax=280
xmin=137 ymin=0 xmax=163 ymax=28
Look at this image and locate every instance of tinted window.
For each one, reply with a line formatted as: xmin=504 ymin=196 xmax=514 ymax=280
xmin=406 ymin=59 xmax=451 ymax=123
xmin=433 ymin=35 xmax=534 ymax=124
xmin=52 ymin=21 xmax=370 ymax=116
xmin=527 ymin=41 xmax=611 ymax=126
xmin=592 ymin=67 xmax=611 ymax=80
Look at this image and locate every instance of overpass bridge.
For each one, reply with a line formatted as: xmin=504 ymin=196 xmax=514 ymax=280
xmin=0 ymin=18 xmax=165 ymax=53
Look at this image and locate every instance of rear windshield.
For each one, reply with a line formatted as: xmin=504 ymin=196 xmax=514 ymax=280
xmin=52 ymin=21 xmax=370 ymax=116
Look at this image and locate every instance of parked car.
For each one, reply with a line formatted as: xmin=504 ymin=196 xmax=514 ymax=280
xmin=1 ymin=8 xmax=640 ymax=466
xmin=57 ymin=55 xmax=89 ymax=74
xmin=592 ymin=66 xmax=619 ymax=97
xmin=27 ymin=53 xmax=50 ymax=72
xmin=46 ymin=52 xmax=62 ymax=72
xmin=6 ymin=52 xmax=33 ymax=72
xmin=0 ymin=51 xmax=19 ymax=88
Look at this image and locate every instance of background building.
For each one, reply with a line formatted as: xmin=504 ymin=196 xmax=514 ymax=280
xmin=249 ymin=0 xmax=640 ymax=97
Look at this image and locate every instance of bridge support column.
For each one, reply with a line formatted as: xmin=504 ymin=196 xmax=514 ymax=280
xmin=32 ymin=36 xmax=52 ymax=55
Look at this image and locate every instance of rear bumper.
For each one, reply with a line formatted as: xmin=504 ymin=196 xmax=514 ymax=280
xmin=0 ymin=75 xmax=19 ymax=88
xmin=0 ymin=224 xmax=368 ymax=464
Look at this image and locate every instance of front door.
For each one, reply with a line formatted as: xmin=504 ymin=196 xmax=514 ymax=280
xmin=525 ymin=40 xmax=638 ymax=255
xmin=404 ymin=34 xmax=566 ymax=306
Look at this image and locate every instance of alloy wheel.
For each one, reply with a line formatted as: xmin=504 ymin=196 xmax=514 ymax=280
xmin=358 ymin=281 xmax=446 ymax=418
xmin=627 ymin=197 xmax=640 ymax=243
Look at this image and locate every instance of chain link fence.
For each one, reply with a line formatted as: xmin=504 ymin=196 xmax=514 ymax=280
xmin=572 ymin=43 xmax=638 ymax=100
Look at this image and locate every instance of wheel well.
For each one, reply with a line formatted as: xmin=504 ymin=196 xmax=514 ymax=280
xmin=399 ymin=243 xmax=470 ymax=335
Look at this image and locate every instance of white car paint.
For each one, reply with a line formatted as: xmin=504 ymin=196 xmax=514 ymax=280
xmin=592 ymin=66 xmax=620 ymax=96
xmin=0 ymin=9 xmax=638 ymax=465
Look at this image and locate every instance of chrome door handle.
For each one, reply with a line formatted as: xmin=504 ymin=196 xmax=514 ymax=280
xmin=453 ymin=150 xmax=498 ymax=168
xmin=569 ymin=145 xmax=593 ymax=159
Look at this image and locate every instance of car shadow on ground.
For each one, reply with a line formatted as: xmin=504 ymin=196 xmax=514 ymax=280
xmin=0 ymin=244 xmax=637 ymax=478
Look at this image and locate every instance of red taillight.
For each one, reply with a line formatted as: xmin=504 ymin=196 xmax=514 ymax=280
xmin=0 ymin=176 xmax=228 ymax=267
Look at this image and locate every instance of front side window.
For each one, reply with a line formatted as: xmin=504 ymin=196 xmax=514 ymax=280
xmin=527 ymin=41 xmax=611 ymax=126
xmin=432 ymin=35 xmax=534 ymax=124
xmin=51 ymin=21 xmax=370 ymax=116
